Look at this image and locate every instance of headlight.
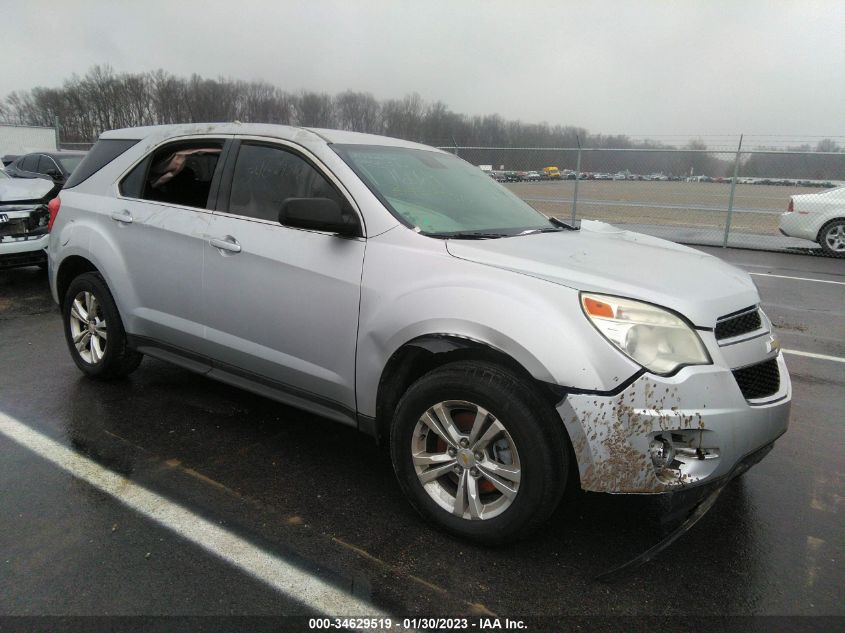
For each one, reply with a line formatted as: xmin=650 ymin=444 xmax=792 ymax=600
xmin=580 ymin=293 xmax=711 ymax=375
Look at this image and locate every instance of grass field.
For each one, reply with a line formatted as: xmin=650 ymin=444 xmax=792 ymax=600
xmin=505 ymin=180 xmax=823 ymax=236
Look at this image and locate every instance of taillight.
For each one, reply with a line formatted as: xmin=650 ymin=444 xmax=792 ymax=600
xmin=787 ymin=198 xmax=794 ymax=213
xmin=47 ymin=197 xmax=61 ymax=231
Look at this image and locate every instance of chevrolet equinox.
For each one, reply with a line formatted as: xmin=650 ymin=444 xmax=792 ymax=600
xmin=48 ymin=124 xmax=791 ymax=543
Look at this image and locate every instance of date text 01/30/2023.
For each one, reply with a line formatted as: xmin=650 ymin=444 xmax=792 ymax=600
xmin=308 ymin=617 xmax=527 ymax=630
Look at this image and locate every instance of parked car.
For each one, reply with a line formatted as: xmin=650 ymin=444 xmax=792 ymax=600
xmin=48 ymin=124 xmax=791 ymax=543
xmin=779 ymin=186 xmax=845 ymax=257
xmin=5 ymin=150 xmax=87 ymax=195
xmin=0 ymin=170 xmax=55 ymax=269
xmin=523 ymin=171 xmax=542 ymax=181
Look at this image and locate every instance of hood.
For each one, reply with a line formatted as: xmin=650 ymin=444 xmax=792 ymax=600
xmin=445 ymin=221 xmax=758 ymax=327
xmin=0 ymin=177 xmax=54 ymax=204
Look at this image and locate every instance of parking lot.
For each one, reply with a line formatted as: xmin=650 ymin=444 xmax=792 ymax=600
xmin=507 ymin=180 xmax=814 ymax=235
xmin=0 ymin=246 xmax=843 ymax=626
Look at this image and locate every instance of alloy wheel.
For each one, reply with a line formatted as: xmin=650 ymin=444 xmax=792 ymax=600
xmin=411 ymin=400 xmax=521 ymax=520
xmin=68 ymin=290 xmax=108 ymax=364
xmin=824 ymin=224 xmax=845 ymax=253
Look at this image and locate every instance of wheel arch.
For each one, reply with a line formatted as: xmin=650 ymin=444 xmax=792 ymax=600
xmin=369 ymin=334 xmax=567 ymax=446
xmin=56 ymin=255 xmax=100 ymax=309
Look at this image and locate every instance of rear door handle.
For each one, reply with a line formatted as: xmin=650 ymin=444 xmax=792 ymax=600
xmin=210 ymin=236 xmax=242 ymax=253
xmin=110 ymin=210 xmax=133 ymax=224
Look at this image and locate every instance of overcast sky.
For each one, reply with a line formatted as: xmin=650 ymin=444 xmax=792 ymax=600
xmin=4 ymin=0 xmax=844 ymax=139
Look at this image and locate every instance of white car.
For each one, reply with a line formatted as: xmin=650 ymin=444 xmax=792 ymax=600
xmin=0 ymin=171 xmax=55 ymax=270
xmin=779 ymin=186 xmax=845 ymax=257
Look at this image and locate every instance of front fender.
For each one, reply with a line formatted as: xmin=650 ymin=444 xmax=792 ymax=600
xmin=355 ymin=234 xmax=640 ymax=417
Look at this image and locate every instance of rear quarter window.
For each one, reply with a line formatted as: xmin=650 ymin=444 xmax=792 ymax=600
xmin=64 ymin=139 xmax=139 ymax=189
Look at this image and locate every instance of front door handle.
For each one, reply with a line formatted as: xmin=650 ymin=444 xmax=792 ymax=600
xmin=210 ymin=236 xmax=242 ymax=253
xmin=110 ymin=210 xmax=133 ymax=224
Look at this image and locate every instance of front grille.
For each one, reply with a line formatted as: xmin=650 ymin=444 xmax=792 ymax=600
xmin=0 ymin=218 xmax=30 ymax=238
xmin=716 ymin=307 xmax=762 ymax=340
xmin=0 ymin=206 xmax=49 ymax=238
xmin=732 ymin=358 xmax=780 ymax=400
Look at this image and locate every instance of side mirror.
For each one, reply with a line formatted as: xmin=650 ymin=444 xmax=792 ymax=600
xmin=278 ymin=198 xmax=358 ymax=236
xmin=46 ymin=169 xmax=62 ymax=179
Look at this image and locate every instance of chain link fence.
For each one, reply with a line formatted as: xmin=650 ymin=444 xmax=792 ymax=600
xmin=7 ymin=120 xmax=843 ymax=257
xmin=58 ymin=141 xmax=95 ymax=151
xmin=440 ymin=141 xmax=845 ymax=258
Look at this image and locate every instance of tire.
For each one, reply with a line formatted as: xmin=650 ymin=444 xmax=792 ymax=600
xmin=62 ymin=272 xmax=143 ymax=380
xmin=817 ymin=219 xmax=845 ymax=257
xmin=390 ymin=361 xmax=569 ymax=544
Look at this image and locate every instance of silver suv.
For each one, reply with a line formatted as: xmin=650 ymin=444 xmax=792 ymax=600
xmin=48 ymin=124 xmax=791 ymax=543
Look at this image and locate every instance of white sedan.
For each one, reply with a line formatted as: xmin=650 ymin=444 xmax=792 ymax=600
xmin=779 ymin=186 xmax=845 ymax=257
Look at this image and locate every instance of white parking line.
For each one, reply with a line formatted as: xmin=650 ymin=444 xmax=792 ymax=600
xmin=0 ymin=412 xmax=389 ymax=618
xmin=749 ymin=272 xmax=845 ymax=286
xmin=782 ymin=349 xmax=845 ymax=364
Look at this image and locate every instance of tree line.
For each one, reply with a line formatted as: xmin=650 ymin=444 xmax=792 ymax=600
xmin=1 ymin=65 xmax=842 ymax=179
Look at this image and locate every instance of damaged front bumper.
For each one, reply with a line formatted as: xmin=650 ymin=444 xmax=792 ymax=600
xmin=0 ymin=204 xmax=50 ymax=269
xmin=559 ymin=352 xmax=791 ymax=493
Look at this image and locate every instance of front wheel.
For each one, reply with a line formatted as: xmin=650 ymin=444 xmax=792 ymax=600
xmin=390 ymin=361 xmax=569 ymax=544
xmin=62 ymin=272 xmax=143 ymax=379
xmin=818 ymin=219 xmax=845 ymax=257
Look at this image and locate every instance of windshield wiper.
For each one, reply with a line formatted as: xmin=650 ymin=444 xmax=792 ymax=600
xmin=549 ymin=217 xmax=581 ymax=230
xmin=519 ymin=227 xmax=563 ymax=235
xmin=428 ymin=231 xmax=511 ymax=240
xmin=517 ymin=219 xmax=581 ymax=236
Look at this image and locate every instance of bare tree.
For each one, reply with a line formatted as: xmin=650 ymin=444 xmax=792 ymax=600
xmin=2 ymin=64 xmax=841 ymax=180
xmin=335 ymin=91 xmax=380 ymax=132
xmin=294 ymin=91 xmax=335 ymax=127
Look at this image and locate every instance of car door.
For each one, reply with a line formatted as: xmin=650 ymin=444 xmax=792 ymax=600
xmin=202 ymin=138 xmax=366 ymax=420
xmin=113 ymin=136 xmax=232 ymax=353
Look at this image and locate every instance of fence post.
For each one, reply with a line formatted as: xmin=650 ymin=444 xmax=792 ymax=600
xmin=572 ymin=135 xmax=582 ymax=221
xmin=722 ymin=134 xmax=744 ymax=248
xmin=54 ymin=115 xmax=60 ymax=150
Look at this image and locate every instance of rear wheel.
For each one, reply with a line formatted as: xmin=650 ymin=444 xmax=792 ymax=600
xmin=62 ymin=272 xmax=143 ymax=379
xmin=818 ymin=219 xmax=845 ymax=257
xmin=390 ymin=361 xmax=569 ymax=544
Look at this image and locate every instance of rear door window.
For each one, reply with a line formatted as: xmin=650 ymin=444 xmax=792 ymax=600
xmin=120 ymin=140 xmax=225 ymax=210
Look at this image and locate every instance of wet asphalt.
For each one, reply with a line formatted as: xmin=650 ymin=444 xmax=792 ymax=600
xmin=0 ymin=247 xmax=843 ymax=623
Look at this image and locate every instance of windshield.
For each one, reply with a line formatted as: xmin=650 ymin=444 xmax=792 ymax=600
xmin=58 ymin=155 xmax=84 ymax=174
xmin=333 ymin=145 xmax=555 ymax=236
